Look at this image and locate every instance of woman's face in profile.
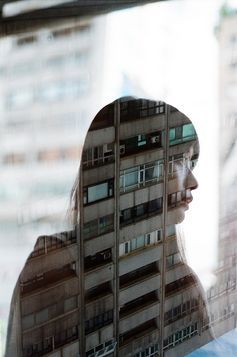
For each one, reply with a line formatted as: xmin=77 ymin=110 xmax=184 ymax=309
xmin=172 ymin=147 xmax=198 ymax=223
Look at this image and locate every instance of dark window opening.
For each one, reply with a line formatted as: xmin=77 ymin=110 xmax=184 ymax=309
xmin=120 ymin=198 xmax=163 ymax=226
xmin=84 ymin=249 xmax=112 ymax=271
xmin=120 ymin=131 xmax=162 ymax=157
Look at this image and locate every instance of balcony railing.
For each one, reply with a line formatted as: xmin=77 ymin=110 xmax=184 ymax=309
xmin=29 ymin=232 xmax=76 ymax=259
xmin=85 ymin=282 xmax=111 ymax=302
xmin=119 ymin=319 xmax=158 ymax=347
xmin=165 ymin=274 xmax=196 ymax=297
xmin=20 ymin=263 xmax=77 ymax=296
xmin=120 ymin=262 xmax=159 ymax=288
xmin=120 ymin=291 xmax=158 ymax=318
xmin=23 ymin=325 xmax=78 ymax=357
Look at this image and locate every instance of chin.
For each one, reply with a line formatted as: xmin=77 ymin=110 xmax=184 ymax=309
xmin=175 ymin=207 xmax=186 ymax=224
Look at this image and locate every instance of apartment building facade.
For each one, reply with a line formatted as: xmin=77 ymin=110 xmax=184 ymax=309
xmin=6 ymin=98 xmax=214 ymax=357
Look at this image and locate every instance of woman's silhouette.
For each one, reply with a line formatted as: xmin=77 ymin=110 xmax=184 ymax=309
xmin=6 ymin=97 xmax=213 ymax=357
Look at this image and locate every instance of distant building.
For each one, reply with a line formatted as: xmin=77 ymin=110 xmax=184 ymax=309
xmin=0 ymin=16 xmax=106 ymax=353
xmin=7 ymin=99 xmax=213 ymax=357
xmin=206 ymin=5 xmax=237 ymax=341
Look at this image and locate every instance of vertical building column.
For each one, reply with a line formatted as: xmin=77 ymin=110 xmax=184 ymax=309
xmin=159 ymin=104 xmax=170 ymax=357
xmin=114 ymin=99 xmax=120 ymax=355
xmin=78 ymin=165 xmax=85 ymax=357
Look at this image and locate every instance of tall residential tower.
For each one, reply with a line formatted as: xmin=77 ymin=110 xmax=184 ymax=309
xmin=7 ymin=98 xmax=213 ymax=357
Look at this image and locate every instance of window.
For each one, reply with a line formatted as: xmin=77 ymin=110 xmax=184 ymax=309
xmin=120 ymin=198 xmax=163 ymax=226
xmin=85 ymin=340 xmax=116 ymax=357
xmin=166 ymin=225 xmax=176 ymax=237
xmin=84 ymin=179 xmax=114 ymax=204
xmin=166 ymin=252 xmax=181 ymax=268
xmin=35 ymin=308 xmax=49 ymax=324
xmin=84 ymin=249 xmax=112 ymax=270
xmin=120 ymin=160 xmax=163 ymax=192
xmin=120 ymin=166 xmax=139 ymax=190
xmin=168 ymin=190 xmax=191 ymax=209
xmin=82 ymin=143 xmax=114 ymax=168
xmin=120 ymin=131 xmax=162 ymax=157
xmin=83 ymin=214 xmax=114 ymax=239
xmin=64 ymin=296 xmax=77 ymax=312
xmin=163 ymin=322 xmax=198 ymax=351
xmin=120 ymin=99 xmax=165 ymax=121
xmin=157 ymin=229 xmax=162 ymax=242
xmin=138 ymin=134 xmax=147 ymax=146
xmin=119 ymin=229 xmax=161 ymax=256
xmin=85 ymin=310 xmax=113 ymax=334
xmin=183 ymin=123 xmax=196 ymax=138
xmin=22 ymin=314 xmax=34 ymax=330
xmin=169 ymin=123 xmax=196 ymax=146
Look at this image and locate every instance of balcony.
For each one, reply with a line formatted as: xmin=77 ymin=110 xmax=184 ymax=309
xmin=85 ymin=310 xmax=113 ymax=335
xmin=85 ymin=282 xmax=112 ymax=303
xmin=120 ymin=274 xmax=160 ymax=307
xmin=120 ymin=291 xmax=158 ymax=318
xmin=119 ymin=319 xmax=158 ymax=347
xmin=20 ymin=262 xmax=77 ymax=296
xmin=84 ymin=249 xmax=112 ymax=272
xmin=119 ymin=300 xmax=159 ymax=334
xmin=120 ymin=262 xmax=159 ymax=288
xmin=165 ymin=274 xmax=197 ymax=298
xmin=164 ymin=299 xmax=199 ymax=326
xmin=23 ymin=325 xmax=78 ymax=357
xmin=85 ymin=263 xmax=114 ymax=290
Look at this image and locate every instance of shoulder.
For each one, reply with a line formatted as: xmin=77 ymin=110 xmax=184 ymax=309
xmin=30 ymin=229 xmax=76 ymax=258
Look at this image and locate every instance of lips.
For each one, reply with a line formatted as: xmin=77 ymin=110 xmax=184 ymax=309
xmin=181 ymin=191 xmax=193 ymax=208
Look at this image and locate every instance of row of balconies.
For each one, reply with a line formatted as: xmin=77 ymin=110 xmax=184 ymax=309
xmin=23 ymin=325 xmax=79 ymax=357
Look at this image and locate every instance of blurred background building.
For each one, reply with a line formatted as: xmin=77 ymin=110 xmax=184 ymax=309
xmin=0 ymin=15 xmax=107 ymax=355
xmin=205 ymin=1 xmax=237 ymax=341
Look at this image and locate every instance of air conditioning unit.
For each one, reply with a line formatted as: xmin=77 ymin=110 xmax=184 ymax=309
xmin=151 ymin=135 xmax=160 ymax=144
xmin=101 ymin=251 xmax=111 ymax=260
xmin=120 ymin=144 xmax=125 ymax=154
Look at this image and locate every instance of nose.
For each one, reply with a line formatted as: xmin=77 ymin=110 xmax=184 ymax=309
xmin=185 ymin=170 xmax=198 ymax=191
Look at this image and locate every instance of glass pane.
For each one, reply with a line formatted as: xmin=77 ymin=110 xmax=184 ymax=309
xmin=131 ymin=238 xmax=137 ymax=251
xmin=169 ymin=128 xmax=175 ymax=141
xmin=182 ymin=123 xmax=195 ymax=138
xmin=136 ymin=235 xmax=145 ymax=248
xmin=124 ymin=167 xmax=139 ymax=187
xmin=88 ymin=182 xmax=108 ymax=203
